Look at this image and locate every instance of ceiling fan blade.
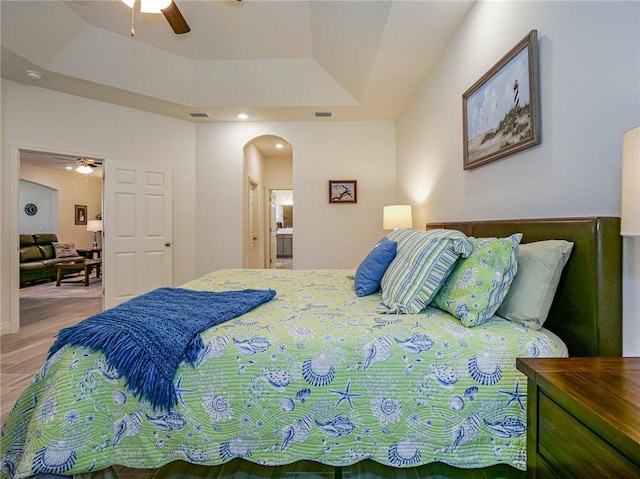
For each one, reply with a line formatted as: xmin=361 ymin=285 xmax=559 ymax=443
xmin=161 ymin=1 xmax=190 ymax=34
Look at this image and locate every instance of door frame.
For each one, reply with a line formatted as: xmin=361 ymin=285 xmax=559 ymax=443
xmin=244 ymin=177 xmax=261 ymax=269
xmin=3 ymin=143 xmax=107 ymax=335
xmin=266 ymin=189 xmax=278 ymax=269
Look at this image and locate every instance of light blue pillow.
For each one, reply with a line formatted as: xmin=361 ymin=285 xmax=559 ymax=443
xmin=379 ymin=229 xmax=473 ymax=314
xmin=354 ymin=237 xmax=398 ymax=296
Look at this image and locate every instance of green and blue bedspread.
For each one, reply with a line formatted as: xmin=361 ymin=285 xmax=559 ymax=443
xmin=1 ymin=269 xmax=564 ymax=478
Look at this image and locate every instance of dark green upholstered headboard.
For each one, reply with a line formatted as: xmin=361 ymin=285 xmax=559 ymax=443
xmin=425 ymin=217 xmax=622 ymax=357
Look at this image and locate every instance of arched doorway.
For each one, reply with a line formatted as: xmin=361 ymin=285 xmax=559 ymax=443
xmin=242 ymin=135 xmax=293 ymax=269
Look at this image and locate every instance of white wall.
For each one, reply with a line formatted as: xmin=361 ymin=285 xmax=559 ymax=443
xmin=19 ymin=180 xmax=57 ymax=235
xmin=244 ymin=143 xmax=266 ymax=268
xmin=396 ymin=1 xmax=640 ymax=354
xmin=1 ymin=80 xmax=197 ymax=332
xmin=265 ymin=157 xmax=293 ymax=191
xmin=195 ymin=121 xmax=397 ymax=274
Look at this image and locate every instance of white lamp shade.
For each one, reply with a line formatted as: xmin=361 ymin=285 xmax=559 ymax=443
xmin=621 ymin=126 xmax=640 ymax=236
xmin=140 ymin=0 xmax=171 ymax=13
xmin=87 ymin=220 xmax=103 ymax=233
xmin=383 ymin=205 xmax=413 ymax=230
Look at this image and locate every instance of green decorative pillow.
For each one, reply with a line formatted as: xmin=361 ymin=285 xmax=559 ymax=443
xmin=497 ymin=240 xmax=574 ymax=330
xmin=379 ymin=229 xmax=473 ymax=314
xmin=432 ymin=233 xmax=522 ymax=327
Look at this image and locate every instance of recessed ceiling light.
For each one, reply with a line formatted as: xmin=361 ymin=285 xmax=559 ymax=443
xmin=237 ymin=113 xmax=249 ymax=120
xmin=275 ymin=143 xmax=284 ymax=149
xmin=25 ymin=70 xmax=42 ymax=81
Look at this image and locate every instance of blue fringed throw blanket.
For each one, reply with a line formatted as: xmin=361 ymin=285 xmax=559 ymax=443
xmin=48 ymin=287 xmax=276 ymax=411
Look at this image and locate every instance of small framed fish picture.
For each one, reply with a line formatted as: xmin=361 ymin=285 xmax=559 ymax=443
xmin=329 ymin=180 xmax=357 ymax=203
xmin=462 ymin=30 xmax=541 ymax=169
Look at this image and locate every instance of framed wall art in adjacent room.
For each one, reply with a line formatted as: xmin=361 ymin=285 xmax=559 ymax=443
xmin=75 ymin=204 xmax=87 ymax=225
xmin=329 ymin=180 xmax=357 ymax=203
xmin=462 ymin=30 xmax=540 ymax=169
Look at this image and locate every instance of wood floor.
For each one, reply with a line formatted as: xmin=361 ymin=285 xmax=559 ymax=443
xmin=1 ymin=296 xmax=157 ymax=479
xmin=1 ymin=297 xmax=102 ymax=423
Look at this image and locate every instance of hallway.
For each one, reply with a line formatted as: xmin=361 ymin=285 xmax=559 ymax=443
xmin=275 ymin=257 xmax=293 ymax=269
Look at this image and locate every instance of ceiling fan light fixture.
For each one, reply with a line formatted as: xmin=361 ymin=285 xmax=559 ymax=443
xmin=76 ymin=164 xmax=94 ymax=175
xmin=140 ymin=0 xmax=172 ymax=13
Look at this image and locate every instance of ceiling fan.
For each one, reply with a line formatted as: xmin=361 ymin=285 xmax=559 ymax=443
xmin=161 ymin=1 xmax=190 ymax=34
xmin=121 ymin=0 xmax=243 ymax=36
xmin=121 ymin=0 xmax=190 ymax=35
xmin=54 ymin=157 xmax=102 ymax=174
xmin=74 ymin=159 xmax=100 ymax=174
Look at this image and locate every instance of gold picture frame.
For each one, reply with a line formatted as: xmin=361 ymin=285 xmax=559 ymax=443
xmin=75 ymin=204 xmax=87 ymax=225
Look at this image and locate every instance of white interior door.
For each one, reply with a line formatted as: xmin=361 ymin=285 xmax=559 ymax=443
xmin=248 ymin=180 xmax=259 ymax=268
xmin=103 ymin=160 xmax=172 ymax=308
xmin=269 ymin=190 xmax=277 ymax=269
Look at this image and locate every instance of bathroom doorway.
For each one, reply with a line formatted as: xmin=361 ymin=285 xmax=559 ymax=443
xmin=273 ymin=189 xmax=293 ymax=269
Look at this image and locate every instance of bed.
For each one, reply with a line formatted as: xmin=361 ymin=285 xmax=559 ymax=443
xmin=0 ymin=217 xmax=622 ymax=479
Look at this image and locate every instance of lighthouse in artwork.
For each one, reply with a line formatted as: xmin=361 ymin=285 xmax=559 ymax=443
xmin=513 ymin=79 xmax=520 ymax=108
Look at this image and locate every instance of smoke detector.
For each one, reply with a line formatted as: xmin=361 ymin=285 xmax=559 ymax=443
xmin=25 ymin=70 xmax=43 ymax=81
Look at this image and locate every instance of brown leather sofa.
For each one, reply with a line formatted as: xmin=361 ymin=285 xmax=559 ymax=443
xmin=20 ymin=233 xmax=84 ymax=286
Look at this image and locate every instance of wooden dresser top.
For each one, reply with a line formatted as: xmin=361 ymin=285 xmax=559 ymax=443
xmin=517 ymin=357 xmax=640 ymax=463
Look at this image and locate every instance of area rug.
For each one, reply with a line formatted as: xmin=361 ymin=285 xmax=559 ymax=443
xmin=20 ymin=277 xmax=102 ymax=299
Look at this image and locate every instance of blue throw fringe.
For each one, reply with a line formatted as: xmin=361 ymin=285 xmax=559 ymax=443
xmin=48 ymin=287 xmax=276 ymax=411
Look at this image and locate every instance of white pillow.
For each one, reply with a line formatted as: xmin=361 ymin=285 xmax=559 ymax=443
xmin=497 ymin=240 xmax=573 ymax=330
xmin=53 ymin=242 xmax=79 ymax=258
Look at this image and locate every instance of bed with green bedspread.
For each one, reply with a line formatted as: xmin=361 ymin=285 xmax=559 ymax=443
xmin=1 ymin=268 xmax=566 ymax=479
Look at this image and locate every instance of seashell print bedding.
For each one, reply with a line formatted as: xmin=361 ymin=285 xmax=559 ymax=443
xmin=0 ymin=269 xmax=565 ymax=478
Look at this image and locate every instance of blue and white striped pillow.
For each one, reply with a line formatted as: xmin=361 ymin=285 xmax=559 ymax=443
xmin=379 ymin=229 xmax=473 ymax=314
xmin=386 ymin=228 xmax=421 ymax=251
xmin=432 ymin=233 xmax=522 ymax=327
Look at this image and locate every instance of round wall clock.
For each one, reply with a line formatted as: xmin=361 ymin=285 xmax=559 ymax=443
xmin=24 ymin=203 xmax=38 ymax=216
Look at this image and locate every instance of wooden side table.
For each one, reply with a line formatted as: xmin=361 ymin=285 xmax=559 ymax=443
xmin=77 ymin=248 xmax=102 ymax=259
xmin=516 ymin=357 xmax=640 ymax=478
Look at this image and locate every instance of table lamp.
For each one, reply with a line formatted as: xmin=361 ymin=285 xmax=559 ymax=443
xmin=383 ymin=205 xmax=413 ymax=230
xmin=87 ymin=220 xmax=102 ymax=249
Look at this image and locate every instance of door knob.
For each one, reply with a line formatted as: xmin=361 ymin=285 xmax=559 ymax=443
xmin=165 ymin=242 xmax=171 ymax=247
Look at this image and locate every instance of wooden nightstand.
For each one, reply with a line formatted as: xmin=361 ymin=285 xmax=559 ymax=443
xmin=516 ymin=357 xmax=640 ymax=478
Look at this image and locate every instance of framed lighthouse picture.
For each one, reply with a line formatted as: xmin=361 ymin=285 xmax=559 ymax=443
xmin=462 ymin=30 xmax=540 ymax=170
